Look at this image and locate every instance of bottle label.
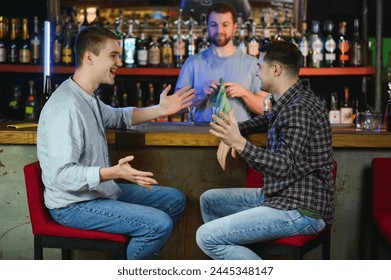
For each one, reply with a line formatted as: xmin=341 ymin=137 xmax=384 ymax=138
xmin=0 ymin=48 xmax=6 ymax=62
xmin=329 ymin=110 xmax=341 ymax=124
xmin=161 ymin=47 xmax=173 ymax=66
xmin=53 ymin=41 xmax=62 ymax=63
xmin=325 ymin=39 xmax=336 ymax=53
xmin=173 ymin=41 xmax=185 ymax=56
xmin=340 ymin=107 xmax=353 ymax=124
xmin=299 ymin=41 xmax=308 ymax=56
xmin=124 ymin=38 xmax=136 ymax=66
xmin=137 ymin=49 xmax=148 ymax=65
xmin=248 ymin=42 xmax=259 ymax=57
xmin=62 ymin=48 xmax=73 ymax=64
xmin=312 ymin=38 xmax=323 ymax=52
xmin=339 ymin=41 xmax=350 ymax=53
xmin=19 ymin=49 xmax=31 ymax=63
xmin=148 ymin=48 xmax=160 ymax=65
xmin=31 ymin=39 xmax=40 ymax=60
xmin=325 ymin=53 xmax=336 ymax=61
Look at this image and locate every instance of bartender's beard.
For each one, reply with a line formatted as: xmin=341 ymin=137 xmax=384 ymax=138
xmin=209 ymin=33 xmax=232 ymax=47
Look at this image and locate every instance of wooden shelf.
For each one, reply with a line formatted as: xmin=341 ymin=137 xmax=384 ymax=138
xmin=0 ymin=64 xmax=376 ymax=77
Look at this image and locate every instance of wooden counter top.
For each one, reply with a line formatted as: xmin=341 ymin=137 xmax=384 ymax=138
xmin=1 ymin=121 xmax=390 ymax=148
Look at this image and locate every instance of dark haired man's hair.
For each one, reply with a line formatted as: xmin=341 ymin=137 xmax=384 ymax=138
xmin=206 ymin=2 xmax=237 ymax=24
xmin=75 ymin=26 xmax=117 ymax=67
xmin=259 ymin=41 xmax=303 ymax=75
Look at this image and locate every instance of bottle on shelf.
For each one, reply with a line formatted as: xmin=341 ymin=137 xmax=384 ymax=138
xmin=237 ymin=25 xmax=247 ymax=54
xmin=340 ymin=86 xmax=353 ymax=124
xmin=62 ymin=19 xmax=74 ymax=66
xmin=350 ymin=19 xmax=363 ymax=67
xmin=123 ymin=13 xmax=138 ymax=67
xmin=146 ymin=83 xmax=156 ymax=107
xmin=0 ymin=16 xmax=7 ymax=63
xmin=19 ymin=18 xmax=31 ymax=64
xmin=160 ymin=18 xmax=173 ymax=68
xmin=52 ymin=16 xmax=63 ymax=65
xmin=78 ymin=5 xmax=89 ymax=32
xmin=329 ymin=92 xmax=340 ymax=124
xmin=136 ymin=82 xmax=143 ymax=107
xmin=247 ymin=17 xmax=259 ymax=58
xmin=114 ymin=9 xmax=126 ymax=54
xmin=8 ymin=18 xmax=19 ymax=64
xmin=136 ymin=32 xmax=148 ymax=67
xmin=173 ymin=8 xmax=185 ymax=68
xmin=90 ymin=8 xmax=103 ymax=26
xmin=323 ymin=20 xmax=336 ymax=67
xmin=337 ymin=21 xmax=350 ymax=67
xmin=25 ymin=80 xmax=38 ymax=120
xmin=148 ymin=35 xmax=160 ymax=67
xmin=298 ymin=21 xmax=309 ymax=67
xmin=309 ymin=20 xmax=323 ymax=68
xmin=121 ymin=92 xmax=129 ymax=107
xmin=260 ymin=18 xmax=272 ymax=48
xmin=41 ymin=75 xmax=52 ymax=111
xmin=8 ymin=85 xmax=23 ymax=119
xmin=30 ymin=16 xmax=41 ymax=65
xmin=110 ymin=84 xmax=119 ymax=107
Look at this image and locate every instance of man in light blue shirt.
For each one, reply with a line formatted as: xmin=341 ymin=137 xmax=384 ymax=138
xmin=37 ymin=26 xmax=194 ymax=259
xmin=175 ymin=2 xmax=265 ymax=123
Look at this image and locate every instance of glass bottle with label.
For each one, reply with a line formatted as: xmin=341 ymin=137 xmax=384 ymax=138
xmin=0 ymin=16 xmax=7 ymax=63
xmin=25 ymin=80 xmax=37 ymax=120
xmin=136 ymin=82 xmax=143 ymax=107
xmin=146 ymin=83 xmax=156 ymax=107
xmin=62 ymin=20 xmax=73 ymax=66
xmin=8 ymin=85 xmax=22 ymax=119
xmin=337 ymin=21 xmax=350 ymax=67
xmin=31 ymin=16 xmax=41 ymax=65
xmin=114 ymin=10 xmax=126 ymax=55
xmin=19 ymin=18 xmax=31 ymax=64
xmin=350 ymin=19 xmax=363 ymax=67
xmin=309 ymin=20 xmax=323 ymax=68
xmin=185 ymin=9 xmax=197 ymax=57
xmin=340 ymin=86 xmax=353 ymax=124
xmin=136 ymin=32 xmax=148 ymax=67
xmin=237 ymin=26 xmax=247 ymax=54
xmin=52 ymin=16 xmax=63 ymax=65
xmin=8 ymin=18 xmax=19 ymax=64
xmin=123 ymin=16 xmax=137 ymax=67
xmin=160 ymin=20 xmax=173 ymax=68
xmin=247 ymin=18 xmax=259 ymax=58
xmin=323 ymin=20 xmax=336 ymax=67
xmin=298 ymin=21 xmax=309 ymax=67
xmin=197 ymin=27 xmax=210 ymax=53
xmin=148 ymin=35 xmax=160 ymax=67
xmin=110 ymin=84 xmax=119 ymax=108
xmin=329 ymin=92 xmax=340 ymax=124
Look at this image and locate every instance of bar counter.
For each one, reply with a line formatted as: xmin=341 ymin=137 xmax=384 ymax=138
xmin=1 ymin=121 xmax=391 ymax=260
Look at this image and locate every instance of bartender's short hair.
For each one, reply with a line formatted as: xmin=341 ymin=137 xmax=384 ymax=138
xmin=75 ymin=26 xmax=117 ymax=67
xmin=260 ymin=41 xmax=302 ymax=75
xmin=206 ymin=2 xmax=237 ymax=24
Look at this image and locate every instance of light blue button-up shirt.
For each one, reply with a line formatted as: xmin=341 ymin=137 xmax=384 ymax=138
xmin=37 ymin=77 xmax=134 ymax=209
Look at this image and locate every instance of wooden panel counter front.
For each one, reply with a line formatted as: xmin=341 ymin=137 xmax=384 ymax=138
xmin=1 ymin=122 xmax=391 ymax=260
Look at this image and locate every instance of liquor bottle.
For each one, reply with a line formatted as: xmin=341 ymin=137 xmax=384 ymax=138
xmin=90 ymin=8 xmax=103 ymax=26
xmin=52 ymin=16 xmax=63 ymax=65
xmin=173 ymin=8 xmax=185 ymax=68
xmin=323 ymin=20 xmax=336 ymax=67
xmin=340 ymin=87 xmax=353 ymax=124
xmin=0 ymin=16 xmax=7 ymax=63
xmin=237 ymin=26 xmax=247 ymax=54
xmin=146 ymin=83 xmax=156 ymax=107
xmin=123 ymin=17 xmax=137 ymax=67
xmin=62 ymin=20 xmax=74 ymax=66
xmin=8 ymin=85 xmax=23 ymax=119
xmin=121 ymin=92 xmax=129 ymax=107
xmin=136 ymin=82 xmax=143 ymax=107
xmin=25 ymin=80 xmax=37 ymax=120
xmin=110 ymin=84 xmax=119 ymax=107
xmin=114 ymin=10 xmax=126 ymax=55
xmin=160 ymin=22 xmax=173 ymax=68
xmin=387 ymin=82 xmax=391 ymax=132
xmin=148 ymin=35 xmax=160 ymax=67
xmin=260 ymin=23 xmax=272 ymax=48
xmin=19 ymin=18 xmax=31 ymax=64
xmin=247 ymin=18 xmax=259 ymax=58
xmin=329 ymin=92 xmax=340 ymax=124
xmin=30 ymin=16 xmax=41 ymax=65
xmin=309 ymin=20 xmax=323 ymax=68
xmin=78 ymin=6 xmax=89 ymax=32
xmin=41 ymin=75 xmax=52 ymax=111
xmin=337 ymin=21 xmax=350 ymax=67
xmin=350 ymin=19 xmax=363 ymax=67
xmin=8 ymin=18 xmax=19 ymax=64
xmin=136 ymin=32 xmax=148 ymax=67
xmin=185 ymin=9 xmax=198 ymax=57
xmin=197 ymin=27 xmax=210 ymax=53
xmin=298 ymin=22 xmax=309 ymax=67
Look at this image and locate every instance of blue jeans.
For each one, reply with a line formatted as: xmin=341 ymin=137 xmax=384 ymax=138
xmin=49 ymin=183 xmax=185 ymax=260
xmin=196 ymin=188 xmax=326 ymax=260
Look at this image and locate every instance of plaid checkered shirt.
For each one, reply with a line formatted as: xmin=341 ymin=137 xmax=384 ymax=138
xmin=239 ymin=79 xmax=335 ymax=224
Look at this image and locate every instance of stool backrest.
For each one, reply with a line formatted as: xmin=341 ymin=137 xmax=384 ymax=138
xmin=372 ymin=158 xmax=391 ymax=214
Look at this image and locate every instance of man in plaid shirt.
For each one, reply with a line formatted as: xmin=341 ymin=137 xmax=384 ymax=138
xmin=196 ymin=41 xmax=334 ymax=260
